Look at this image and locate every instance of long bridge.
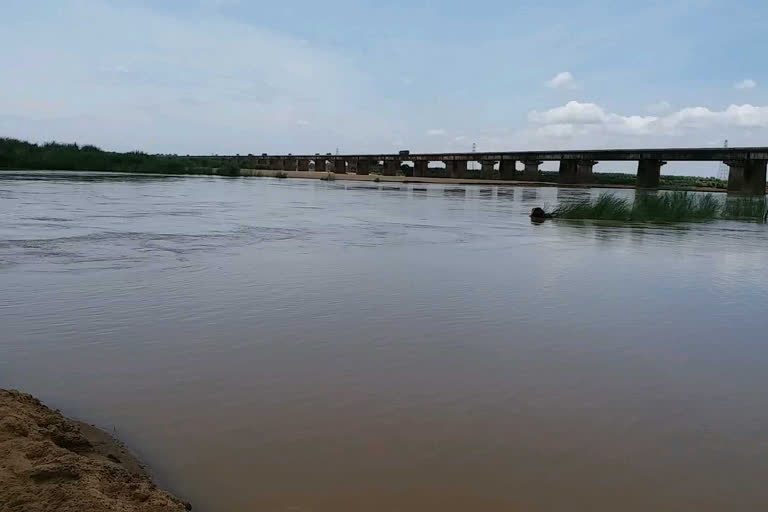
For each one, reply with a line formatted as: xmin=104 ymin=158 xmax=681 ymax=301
xmin=218 ymin=147 xmax=768 ymax=194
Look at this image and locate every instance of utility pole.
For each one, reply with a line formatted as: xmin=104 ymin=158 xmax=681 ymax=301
xmin=717 ymin=139 xmax=728 ymax=181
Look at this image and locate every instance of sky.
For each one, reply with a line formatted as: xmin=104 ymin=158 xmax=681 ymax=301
xmin=2 ymin=0 xmax=768 ymax=174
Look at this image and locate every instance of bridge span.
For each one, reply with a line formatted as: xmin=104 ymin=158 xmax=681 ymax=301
xmin=226 ymin=147 xmax=768 ymax=194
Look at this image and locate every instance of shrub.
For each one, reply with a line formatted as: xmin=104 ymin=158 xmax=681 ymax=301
xmin=217 ymin=160 xmax=240 ymax=176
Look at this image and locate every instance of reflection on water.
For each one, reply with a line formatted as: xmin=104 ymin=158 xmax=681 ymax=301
xmin=2 ymin=171 xmax=768 ymax=512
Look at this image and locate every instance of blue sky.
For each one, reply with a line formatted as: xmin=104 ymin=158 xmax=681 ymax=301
xmin=2 ymin=0 xmax=767 ymax=174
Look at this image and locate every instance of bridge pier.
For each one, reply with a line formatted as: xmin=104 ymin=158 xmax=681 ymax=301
xmin=334 ymin=159 xmax=346 ymax=174
xmin=444 ymin=160 xmax=466 ymax=179
xmin=727 ymin=160 xmax=766 ymax=194
xmin=481 ymin=160 xmax=496 ymax=179
xmin=271 ymin=158 xmax=284 ymax=170
xmin=523 ymin=160 xmax=542 ymax=180
xmin=384 ymin=159 xmax=400 ymax=176
xmin=558 ymin=160 xmax=578 ymax=184
xmin=414 ymin=160 xmax=428 ymax=177
xmin=282 ymin=158 xmax=296 ymax=171
xmin=357 ymin=159 xmax=371 ymax=175
xmin=500 ymin=159 xmax=517 ymax=180
xmin=636 ymin=159 xmax=666 ymax=188
xmin=314 ymin=158 xmax=325 ymax=172
xmin=577 ymin=160 xmax=596 ymax=183
xmin=298 ymin=159 xmax=310 ymax=171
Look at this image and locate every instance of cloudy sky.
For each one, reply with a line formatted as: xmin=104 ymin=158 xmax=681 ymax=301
xmin=2 ymin=0 xmax=767 ymax=174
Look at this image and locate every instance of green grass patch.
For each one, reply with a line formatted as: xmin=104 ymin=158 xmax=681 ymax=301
xmin=721 ymin=196 xmax=768 ymax=220
xmin=554 ymin=191 xmax=762 ymax=223
xmin=554 ymin=194 xmax=632 ymax=220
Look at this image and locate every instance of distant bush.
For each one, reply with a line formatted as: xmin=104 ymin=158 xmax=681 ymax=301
xmin=0 ymin=137 xmax=235 ymax=175
xmin=274 ymin=171 xmax=287 ymax=179
xmin=217 ymin=160 xmax=240 ymax=176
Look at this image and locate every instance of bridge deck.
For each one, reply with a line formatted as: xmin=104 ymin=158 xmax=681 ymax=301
xmin=195 ymin=147 xmax=768 ymax=162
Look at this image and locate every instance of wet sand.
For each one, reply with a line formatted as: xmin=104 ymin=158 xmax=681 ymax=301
xmin=0 ymin=389 xmax=189 ymax=512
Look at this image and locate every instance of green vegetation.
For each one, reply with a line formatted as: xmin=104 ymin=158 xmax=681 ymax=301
xmin=660 ymin=174 xmax=727 ymax=190
xmin=0 ymin=137 xmax=737 ymax=190
xmin=721 ymin=196 xmax=768 ymax=220
xmin=532 ymin=170 xmax=727 ymax=189
xmin=0 ymin=137 xmax=267 ymax=175
xmin=320 ymin=172 xmax=335 ymax=181
xmin=554 ymin=191 xmax=764 ymax=223
xmin=217 ymin=160 xmax=240 ymax=176
xmin=274 ymin=171 xmax=288 ymax=179
xmin=554 ymin=194 xmax=632 ymax=220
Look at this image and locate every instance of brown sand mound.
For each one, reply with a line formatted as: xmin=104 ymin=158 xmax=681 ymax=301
xmin=0 ymin=389 xmax=189 ymax=512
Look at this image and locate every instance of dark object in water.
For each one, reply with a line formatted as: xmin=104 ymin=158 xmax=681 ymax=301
xmin=530 ymin=207 xmax=553 ymax=219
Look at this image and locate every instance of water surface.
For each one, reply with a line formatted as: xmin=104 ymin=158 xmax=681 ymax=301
xmin=2 ymin=171 xmax=768 ymax=511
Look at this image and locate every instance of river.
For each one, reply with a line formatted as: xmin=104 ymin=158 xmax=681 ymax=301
xmin=2 ymin=171 xmax=768 ymax=511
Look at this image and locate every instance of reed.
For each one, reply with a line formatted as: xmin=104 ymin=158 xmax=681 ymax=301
xmin=554 ymin=192 xmax=739 ymax=222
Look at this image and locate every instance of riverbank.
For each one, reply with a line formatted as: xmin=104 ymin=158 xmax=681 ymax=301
xmin=1 ymin=137 xmax=733 ymax=192
xmin=237 ymin=168 xmax=731 ymax=193
xmin=0 ymin=389 xmax=189 ymax=512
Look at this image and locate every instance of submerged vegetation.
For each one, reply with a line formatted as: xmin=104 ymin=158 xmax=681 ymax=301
xmin=554 ymin=192 xmax=767 ymax=223
xmin=721 ymin=195 xmax=768 ymax=220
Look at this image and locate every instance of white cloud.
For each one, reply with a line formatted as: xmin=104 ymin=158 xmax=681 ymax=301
xmin=545 ymin=71 xmax=575 ymax=89
xmin=426 ymin=128 xmax=446 ymax=136
xmin=0 ymin=0 xmax=383 ymax=154
xmin=529 ymin=101 xmax=606 ymax=124
xmin=528 ymin=101 xmax=768 ymax=137
xmin=454 ymin=135 xmax=466 ymax=141
xmin=734 ymin=79 xmax=757 ymax=90
xmin=646 ymin=100 xmax=671 ymax=114
xmin=296 ymin=119 xmax=310 ymax=127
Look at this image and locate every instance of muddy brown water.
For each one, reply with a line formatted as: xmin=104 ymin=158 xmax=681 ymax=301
xmin=2 ymin=171 xmax=768 ymax=511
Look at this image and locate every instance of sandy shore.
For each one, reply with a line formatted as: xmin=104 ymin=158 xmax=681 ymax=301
xmin=238 ymin=169 xmax=728 ymax=193
xmin=0 ymin=389 xmax=189 ymax=512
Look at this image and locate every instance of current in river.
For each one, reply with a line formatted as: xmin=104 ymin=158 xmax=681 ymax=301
xmin=2 ymin=171 xmax=768 ymax=511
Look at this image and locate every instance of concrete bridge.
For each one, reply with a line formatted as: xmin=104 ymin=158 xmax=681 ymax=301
xmin=231 ymin=147 xmax=768 ymax=194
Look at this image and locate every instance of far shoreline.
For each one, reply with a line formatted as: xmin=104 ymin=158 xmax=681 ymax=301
xmin=1 ymin=167 xmax=732 ymax=194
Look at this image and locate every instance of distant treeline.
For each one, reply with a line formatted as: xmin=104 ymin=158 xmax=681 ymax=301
xmin=538 ymin=171 xmax=728 ymax=190
xmin=0 ymin=137 xmax=728 ymax=189
xmin=0 ymin=138 xmax=251 ymax=175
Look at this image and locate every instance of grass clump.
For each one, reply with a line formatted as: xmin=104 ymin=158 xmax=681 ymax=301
xmin=632 ymin=191 xmax=719 ymax=222
xmin=320 ymin=172 xmax=335 ymax=181
xmin=274 ymin=171 xmax=287 ymax=179
xmin=721 ymin=196 xmax=768 ymax=220
xmin=554 ymin=191 xmax=730 ymax=223
xmin=554 ymin=194 xmax=631 ymax=220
